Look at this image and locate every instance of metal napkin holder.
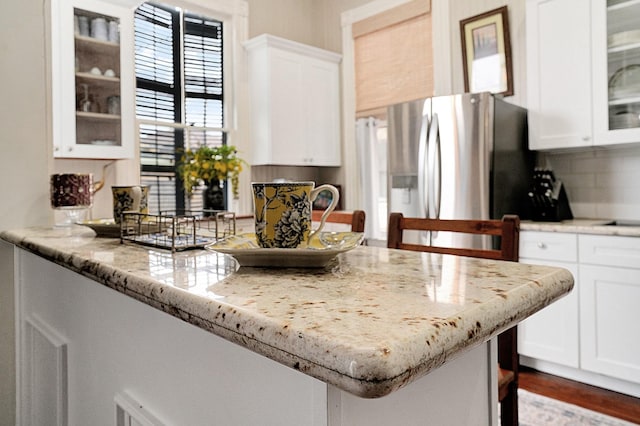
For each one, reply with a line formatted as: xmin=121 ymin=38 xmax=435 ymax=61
xmin=120 ymin=210 xmax=236 ymax=252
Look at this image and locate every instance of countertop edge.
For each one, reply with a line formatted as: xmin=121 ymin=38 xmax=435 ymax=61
xmin=521 ymin=219 xmax=640 ymax=236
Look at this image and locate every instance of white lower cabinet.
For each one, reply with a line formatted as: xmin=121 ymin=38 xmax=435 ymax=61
xmin=519 ymin=230 xmax=640 ymax=397
xmin=518 ymin=232 xmax=580 ymax=367
xmin=578 ymin=235 xmax=640 ymax=384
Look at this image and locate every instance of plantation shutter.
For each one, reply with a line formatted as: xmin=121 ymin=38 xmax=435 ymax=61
xmin=134 ymin=2 xmax=224 ymax=213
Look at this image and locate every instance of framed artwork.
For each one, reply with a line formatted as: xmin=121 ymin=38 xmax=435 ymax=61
xmin=312 ymin=184 xmax=342 ymax=211
xmin=460 ymin=6 xmax=513 ymax=96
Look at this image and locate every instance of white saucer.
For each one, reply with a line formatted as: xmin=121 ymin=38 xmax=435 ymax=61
xmin=206 ymin=232 xmax=364 ymax=268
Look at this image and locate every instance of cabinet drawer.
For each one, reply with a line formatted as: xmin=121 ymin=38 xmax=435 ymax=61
xmin=520 ymin=231 xmax=578 ymax=262
xmin=579 ymin=235 xmax=640 ymax=269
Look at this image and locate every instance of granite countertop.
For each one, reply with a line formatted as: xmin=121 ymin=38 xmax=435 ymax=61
xmin=1 ymin=226 xmax=573 ymax=398
xmin=521 ymin=218 xmax=640 ymax=237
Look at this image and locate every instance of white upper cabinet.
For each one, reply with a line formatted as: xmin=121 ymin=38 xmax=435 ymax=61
xmin=51 ymin=0 xmax=135 ymax=159
xmin=592 ymin=0 xmax=640 ymax=145
xmin=245 ymin=34 xmax=342 ymax=167
xmin=526 ymin=0 xmax=593 ymax=150
xmin=527 ymin=0 xmax=640 ymax=149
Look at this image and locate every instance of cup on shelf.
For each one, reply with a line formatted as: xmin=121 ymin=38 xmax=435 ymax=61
xmin=107 ymin=95 xmax=120 ymax=115
xmin=103 ymin=69 xmax=116 ymax=78
xmin=108 ymin=20 xmax=119 ymax=43
xmin=78 ymin=16 xmax=89 ymax=37
xmin=89 ymin=67 xmax=102 ymax=76
xmin=91 ymin=17 xmax=108 ymax=41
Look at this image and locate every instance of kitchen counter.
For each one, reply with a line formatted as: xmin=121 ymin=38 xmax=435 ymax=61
xmin=1 ymin=225 xmax=573 ymax=402
xmin=522 ymin=218 xmax=640 ymax=237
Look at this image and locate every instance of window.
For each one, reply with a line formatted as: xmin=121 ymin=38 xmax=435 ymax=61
xmin=134 ymin=2 xmax=224 ymax=213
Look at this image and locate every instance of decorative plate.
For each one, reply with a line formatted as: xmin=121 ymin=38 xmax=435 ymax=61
xmin=78 ymin=218 xmax=120 ymax=237
xmin=206 ymin=232 xmax=365 ymax=268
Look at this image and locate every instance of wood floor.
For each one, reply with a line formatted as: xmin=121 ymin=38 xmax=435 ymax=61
xmin=519 ymin=366 xmax=640 ymax=424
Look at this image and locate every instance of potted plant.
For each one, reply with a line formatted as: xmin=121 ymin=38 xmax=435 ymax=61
xmin=178 ymin=144 xmax=245 ymax=211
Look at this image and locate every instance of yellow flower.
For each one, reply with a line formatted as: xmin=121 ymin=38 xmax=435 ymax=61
xmin=178 ymin=144 xmax=246 ymax=198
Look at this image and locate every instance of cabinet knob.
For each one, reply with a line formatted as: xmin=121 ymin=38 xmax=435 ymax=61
xmin=582 ymin=136 xmax=591 ymax=142
xmin=67 ymin=147 xmax=73 ymax=152
xmin=537 ymin=242 xmax=546 ymax=249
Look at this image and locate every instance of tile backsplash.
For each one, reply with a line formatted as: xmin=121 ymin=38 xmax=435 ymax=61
xmin=540 ymin=145 xmax=640 ymax=220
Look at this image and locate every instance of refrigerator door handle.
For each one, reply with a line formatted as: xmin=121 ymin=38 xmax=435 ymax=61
xmin=434 ymin=116 xmax=442 ymax=219
xmin=427 ymin=113 xmax=442 ymax=220
xmin=417 ymin=113 xmax=429 ymax=218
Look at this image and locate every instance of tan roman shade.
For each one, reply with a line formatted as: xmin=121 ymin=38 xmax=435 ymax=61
xmin=353 ymin=0 xmax=433 ymax=118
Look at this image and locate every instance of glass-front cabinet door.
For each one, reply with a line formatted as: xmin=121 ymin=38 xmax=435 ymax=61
xmin=51 ymin=0 xmax=134 ymax=159
xmin=593 ymin=0 xmax=640 ymax=146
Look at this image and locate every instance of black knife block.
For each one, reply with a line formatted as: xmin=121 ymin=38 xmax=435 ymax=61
xmin=530 ymin=180 xmax=573 ymax=222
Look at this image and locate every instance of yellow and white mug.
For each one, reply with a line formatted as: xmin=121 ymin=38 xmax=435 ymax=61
xmin=112 ymin=185 xmax=149 ymax=224
xmin=252 ymin=181 xmax=339 ymax=248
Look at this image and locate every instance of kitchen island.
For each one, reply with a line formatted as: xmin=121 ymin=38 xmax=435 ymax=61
xmin=1 ymin=226 xmax=573 ymax=425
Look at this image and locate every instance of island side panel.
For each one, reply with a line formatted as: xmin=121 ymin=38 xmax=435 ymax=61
xmin=15 ymin=249 xmax=327 ymax=425
xmin=328 ymin=341 xmax=497 ymax=426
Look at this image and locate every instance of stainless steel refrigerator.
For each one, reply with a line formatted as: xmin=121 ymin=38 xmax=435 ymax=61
xmin=387 ymin=92 xmax=533 ymax=248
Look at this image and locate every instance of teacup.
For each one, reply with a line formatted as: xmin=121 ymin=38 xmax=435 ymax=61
xmin=112 ymin=185 xmax=149 ymax=224
xmin=252 ymin=181 xmax=339 ymax=248
xmin=50 ymin=173 xmax=95 ymax=209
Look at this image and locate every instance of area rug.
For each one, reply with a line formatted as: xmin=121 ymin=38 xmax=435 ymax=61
xmin=518 ymin=389 xmax=639 ymax=426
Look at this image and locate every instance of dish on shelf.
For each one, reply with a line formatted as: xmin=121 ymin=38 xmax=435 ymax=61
xmin=608 ymin=30 xmax=640 ymax=48
xmin=90 ymin=139 xmax=118 ymax=145
xmin=609 ymin=110 xmax=640 ymax=129
xmin=609 ymin=64 xmax=640 ymax=99
xmin=206 ymin=231 xmax=365 ymax=268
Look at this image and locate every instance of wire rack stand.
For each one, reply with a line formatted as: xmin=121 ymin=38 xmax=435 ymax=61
xmin=120 ymin=210 xmax=236 ymax=252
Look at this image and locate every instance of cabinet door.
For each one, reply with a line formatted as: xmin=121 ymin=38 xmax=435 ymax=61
xmin=592 ymin=0 xmax=640 ymax=146
xmin=518 ymin=231 xmax=580 ymax=367
xmin=246 ymin=35 xmax=342 ymax=167
xmin=52 ymin=0 xmax=134 ymax=159
xmin=519 ymin=259 xmax=579 ymax=367
xmin=269 ymin=49 xmax=306 ymax=165
xmin=579 ymin=264 xmax=640 ymax=383
xmin=305 ymin=59 xmax=341 ymax=166
xmin=526 ymin=0 xmax=592 ymax=149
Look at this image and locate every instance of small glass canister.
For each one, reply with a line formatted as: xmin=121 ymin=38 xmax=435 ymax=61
xmin=107 ymin=95 xmax=120 ymax=115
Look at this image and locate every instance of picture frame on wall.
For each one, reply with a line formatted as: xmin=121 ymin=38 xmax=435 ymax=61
xmin=460 ymin=6 xmax=513 ymax=96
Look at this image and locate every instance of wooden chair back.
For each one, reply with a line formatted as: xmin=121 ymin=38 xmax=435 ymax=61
xmin=312 ymin=210 xmax=366 ymax=233
xmin=387 ymin=212 xmax=520 ymax=426
xmin=387 ymin=213 xmax=519 ymax=261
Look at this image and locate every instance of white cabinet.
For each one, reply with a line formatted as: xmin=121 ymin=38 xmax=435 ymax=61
xmin=592 ymin=0 xmax=640 ymax=146
xmin=518 ymin=231 xmax=580 ymax=367
xmin=578 ymin=235 xmax=640 ymax=383
xmin=526 ymin=0 xmax=592 ymax=150
xmin=519 ymin=229 xmax=640 ymax=397
xmin=245 ymin=34 xmax=341 ymax=166
xmin=51 ymin=0 xmax=135 ymax=159
xmin=526 ymin=0 xmax=640 ymax=150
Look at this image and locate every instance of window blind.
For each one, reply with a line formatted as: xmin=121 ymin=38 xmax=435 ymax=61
xmin=353 ymin=0 xmax=433 ymax=117
xmin=134 ymin=2 xmax=224 ymax=213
